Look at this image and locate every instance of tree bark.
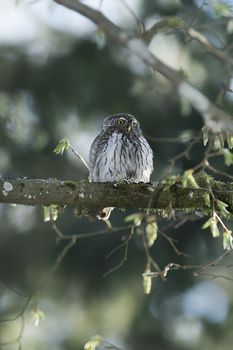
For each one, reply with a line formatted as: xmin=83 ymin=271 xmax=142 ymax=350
xmin=0 ymin=177 xmax=232 ymax=213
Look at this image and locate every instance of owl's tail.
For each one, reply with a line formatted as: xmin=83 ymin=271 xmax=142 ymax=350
xmin=97 ymin=207 xmax=114 ymax=221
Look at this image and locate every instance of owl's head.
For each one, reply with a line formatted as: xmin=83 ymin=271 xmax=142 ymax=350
xmin=102 ymin=113 xmax=142 ymax=134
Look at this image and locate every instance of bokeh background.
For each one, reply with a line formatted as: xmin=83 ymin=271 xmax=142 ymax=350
xmin=1 ymin=0 xmax=233 ymax=349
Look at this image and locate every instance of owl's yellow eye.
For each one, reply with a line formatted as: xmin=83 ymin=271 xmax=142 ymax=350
xmin=116 ymin=118 xmax=126 ymax=125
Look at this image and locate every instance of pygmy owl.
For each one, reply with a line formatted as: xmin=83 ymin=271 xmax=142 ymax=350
xmin=89 ymin=113 xmax=153 ymax=219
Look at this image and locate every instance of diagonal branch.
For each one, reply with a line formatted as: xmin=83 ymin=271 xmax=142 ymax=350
xmin=53 ymin=0 xmax=233 ymax=133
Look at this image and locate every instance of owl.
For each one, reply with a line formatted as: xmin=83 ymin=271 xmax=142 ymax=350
xmin=89 ymin=113 xmax=153 ymax=219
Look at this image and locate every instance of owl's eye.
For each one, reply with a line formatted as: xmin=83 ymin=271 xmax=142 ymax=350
xmin=116 ymin=118 xmax=126 ymax=125
xmin=132 ymin=121 xmax=137 ymax=127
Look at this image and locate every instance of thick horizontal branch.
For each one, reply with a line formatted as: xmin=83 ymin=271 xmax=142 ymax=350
xmin=53 ymin=0 xmax=233 ymax=133
xmin=0 ymin=178 xmax=233 ymax=213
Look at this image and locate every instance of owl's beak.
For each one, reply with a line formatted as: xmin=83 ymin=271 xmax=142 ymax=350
xmin=127 ymin=124 xmax=132 ymax=132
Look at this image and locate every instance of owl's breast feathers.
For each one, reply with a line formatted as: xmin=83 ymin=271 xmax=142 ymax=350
xmin=89 ymin=129 xmax=153 ymax=183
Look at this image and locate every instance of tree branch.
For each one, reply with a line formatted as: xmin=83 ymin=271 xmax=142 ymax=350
xmin=53 ymin=0 xmax=233 ymax=133
xmin=0 ymin=177 xmax=233 ymax=213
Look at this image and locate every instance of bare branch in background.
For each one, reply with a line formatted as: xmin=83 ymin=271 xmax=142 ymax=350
xmin=53 ymin=0 xmax=233 ymax=133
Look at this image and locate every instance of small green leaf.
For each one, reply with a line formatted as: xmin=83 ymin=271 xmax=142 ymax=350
xmin=124 ymin=213 xmax=142 ymax=226
xmin=210 ymin=218 xmax=220 ymax=238
xmin=50 ymin=204 xmax=59 ymax=221
xmin=84 ymin=335 xmax=103 ymax=350
xmin=202 ymin=126 xmax=209 ymax=146
xmin=223 ymin=149 xmax=233 ymax=166
xmin=213 ymin=134 xmax=224 ymax=150
xmin=53 ymin=138 xmax=70 ymax=155
xmin=162 ymin=175 xmax=179 ymax=191
xmin=202 ymin=217 xmax=220 ymax=237
xmin=43 ymin=206 xmax=51 ymax=222
xmin=145 ymin=215 xmax=158 ymax=247
xmin=216 ymin=200 xmax=230 ymax=217
xmin=96 ymin=28 xmax=106 ymax=49
xmin=31 ymin=308 xmax=45 ymax=327
xmin=223 ymin=230 xmax=233 ymax=250
xmin=202 ymin=217 xmax=212 ymax=229
xmin=143 ymin=266 xmax=152 ymax=294
xmin=227 ymin=132 xmax=233 ymax=150
xmin=182 ymin=170 xmax=199 ymax=189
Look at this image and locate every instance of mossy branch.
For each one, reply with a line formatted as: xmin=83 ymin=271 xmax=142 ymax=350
xmin=0 ymin=177 xmax=233 ymax=213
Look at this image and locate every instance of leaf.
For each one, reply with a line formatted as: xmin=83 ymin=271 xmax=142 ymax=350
xmin=31 ymin=308 xmax=45 ymax=327
xmin=124 ymin=213 xmax=142 ymax=226
xmin=216 ymin=200 xmax=230 ymax=217
xmin=96 ymin=28 xmax=106 ymax=49
xmin=50 ymin=204 xmax=59 ymax=221
xmin=210 ymin=218 xmax=220 ymax=238
xmin=202 ymin=217 xmax=220 ymax=237
xmin=43 ymin=206 xmax=51 ymax=222
xmin=143 ymin=266 xmax=152 ymax=294
xmin=202 ymin=126 xmax=209 ymax=146
xmin=43 ymin=205 xmax=59 ymax=222
xmin=223 ymin=149 xmax=233 ymax=166
xmin=145 ymin=215 xmax=158 ymax=247
xmin=223 ymin=230 xmax=233 ymax=250
xmin=182 ymin=170 xmax=199 ymax=189
xmin=53 ymin=138 xmax=70 ymax=155
xmin=162 ymin=175 xmax=179 ymax=191
xmin=84 ymin=335 xmax=103 ymax=350
xmin=226 ymin=132 xmax=233 ymax=150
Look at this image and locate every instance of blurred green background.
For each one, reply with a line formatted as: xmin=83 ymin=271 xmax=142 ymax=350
xmin=1 ymin=0 xmax=233 ymax=349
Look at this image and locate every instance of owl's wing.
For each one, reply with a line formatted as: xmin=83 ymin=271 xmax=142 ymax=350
xmin=89 ymin=133 xmax=104 ymax=181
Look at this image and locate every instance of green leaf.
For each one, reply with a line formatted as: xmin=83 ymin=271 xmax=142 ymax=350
xmin=84 ymin=335 xmax=103 ymax=350
xmin=182 ymin=170 xmax=199 ymax=189
xmin=202 ymin=217 xmax=212 ymax=229
xmin=216 ymin=200 xmax=230 ymax=217
xmin=145 ymin=215 xmax=158 ymax=247
xmin=162 ymin=175 xmax=179 ymax=191
xmin=43 ymin=206 xmax=51 ymax=222
xmin=31 ymin=308 xmax=45 ymax=327
xmin=53 ymin=138 xmax=70 ymax=155
xmin=202 ymin=126 xmax=209 ymax=146
xmin=223 ymin=149 xmax=233 ymax=166
xmin=227 ymin=132 xmax=233 ymax=150
xmin=223 ymin=230 xmax=233 ymax=250
xmin=202 ymin=217 xmax=220 ymax=237
xmin=210 ymin=218 xmax=220 ymax=238
xmin=143 ymin=266 xmax=152 ymax=294
xmin=96 ymin=28 xmax=106 ymax=49
xmin=214 ymin=1 xmax=233 ymax=17
xmin=124 ymin=213 xmax=142 ymax=226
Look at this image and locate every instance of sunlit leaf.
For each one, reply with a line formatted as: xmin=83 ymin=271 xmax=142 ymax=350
xmin=84 ymin=335 xmax=103 ymax=350
xmin=202 ymin=126 xmax=209 ymax=146
xmin=50 ymin=204 xmax=59 ymax=221
xmin=145 ymin=215 xmax=158 ymax=247
xmin=210 ymin=218 xmax=220 ymax=238
xmin=31 ymin=308 xmax=45 ymax=327
xmin=53 ymin=138 xmax=70 ymax=155
xmin=143 ymin=266 xmax=152 ymax=294
xmin=216 ymin=200 xmax=230 ymax=217
xmin=223 ymin=230 xmax=233 ymax=250
xmin=43 ymin=206 xmax=51 ymax=222
xmin=202 ymin=217 xmax=220 ymax=237
xmin=96 ymin=28 xmax=106 ymax=49
xmin=162 ymin=175 xmax=179 ymax=191
xmin=182 ymin=169 xmax=199 ymax=189
xmin=124 ymin=213 xmax=142 ymax=226
xmin=226 ymin=132 xmax=233 ymax=150
xmin=223 ymin=149 xmax=233 ymax=166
